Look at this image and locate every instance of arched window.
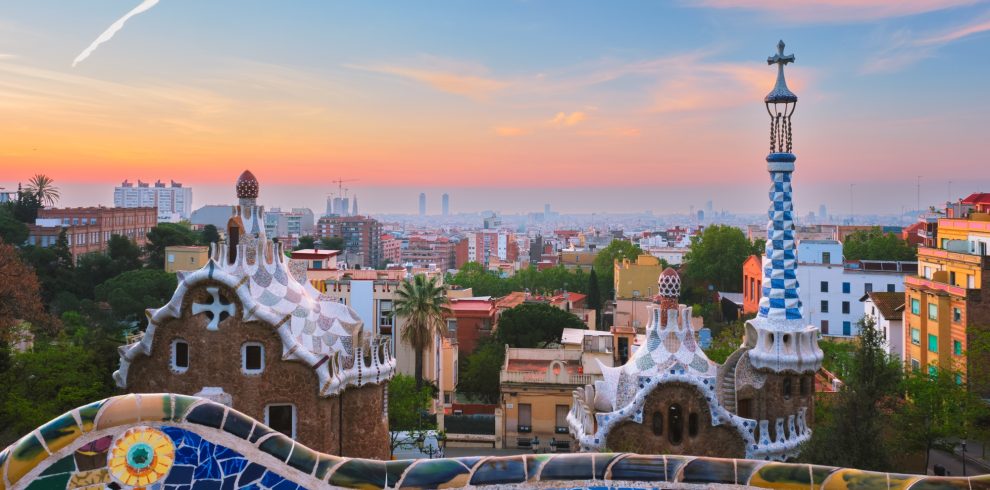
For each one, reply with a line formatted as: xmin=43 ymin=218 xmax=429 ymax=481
xmin=688 ymin=412 xmax=699 ymax=437
xmin=782 ymin=377 xmax=792 ymax=400
xmin=799 ymin=376 xmax=809 ymax=396
xmin=651 ymin=411 xmax=663 ymax=436
xmin=668 ymin=404 xmax=683 ymax=445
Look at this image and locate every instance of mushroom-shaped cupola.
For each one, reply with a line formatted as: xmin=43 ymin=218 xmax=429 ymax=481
xmin=657 ymin=267 xmax=681 ymax=299
xmin=236 ymin=170 xmax=259 ymax=199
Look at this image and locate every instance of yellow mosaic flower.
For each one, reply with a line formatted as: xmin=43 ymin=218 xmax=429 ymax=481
xmin=107 ymin=427 xmax=175 ymax=487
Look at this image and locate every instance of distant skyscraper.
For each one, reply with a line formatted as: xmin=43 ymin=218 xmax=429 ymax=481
xmin=705 ymin=200 xmax=713 ymax=215
xmin=114 ymin=179 xmax=193 ymax=222
xmin=352 ymin=196 xmax=359 ymax=216
xmin=819 ymin=204 xmax=827 ymax=220
xmin=442 ymin=193 xmax=449 ymax=216
xmin=419 ymin=193 xmax=426 ymax=216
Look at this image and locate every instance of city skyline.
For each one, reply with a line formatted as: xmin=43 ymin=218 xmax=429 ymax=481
xmin=0 ymin=1 xmax=989 ymax=212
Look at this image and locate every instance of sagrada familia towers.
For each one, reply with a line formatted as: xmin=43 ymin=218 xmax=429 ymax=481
xmin=568 ymin=41 xmax=824 ymax=461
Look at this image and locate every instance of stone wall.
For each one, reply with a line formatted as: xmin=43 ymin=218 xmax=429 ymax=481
xmin=606 ymin=382 xmax=746 ymax=458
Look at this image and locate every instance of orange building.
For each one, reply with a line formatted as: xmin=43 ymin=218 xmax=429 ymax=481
xmin=742 ymin=254 xmax=763 ymax=315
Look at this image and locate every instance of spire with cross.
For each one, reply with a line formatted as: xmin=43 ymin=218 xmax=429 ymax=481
xmin=765 ymin=40 xmax=797 ymax=154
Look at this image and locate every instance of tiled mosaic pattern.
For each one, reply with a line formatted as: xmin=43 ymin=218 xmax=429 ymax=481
xmin=758 ymin=162 xmax=802 ymax=322
xmin=1 ymin=394 xmax=979 ymax=489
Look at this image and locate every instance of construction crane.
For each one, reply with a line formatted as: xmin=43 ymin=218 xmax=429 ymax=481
xmin=327 ymin=178 xmax=359 ymax=200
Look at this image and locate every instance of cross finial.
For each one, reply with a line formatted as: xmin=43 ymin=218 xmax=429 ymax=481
xmin=768 ymin=40 xmax=795 ymax=67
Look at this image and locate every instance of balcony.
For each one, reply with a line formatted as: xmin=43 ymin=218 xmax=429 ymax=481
xmin=905 ymin=275 xmax=970 ymax=297
xmin=500 ymin=370 xmax=598 ymax=386
xmin=918 ymin=247 xmax=990 ymax=268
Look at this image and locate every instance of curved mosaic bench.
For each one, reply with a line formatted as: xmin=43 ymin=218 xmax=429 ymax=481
xmin=0 ymin=394 xmax=982 ymax=489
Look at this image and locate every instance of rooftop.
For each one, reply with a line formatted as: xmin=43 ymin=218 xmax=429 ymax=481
xmin=862 ymin=291 xmax=905 ymax=320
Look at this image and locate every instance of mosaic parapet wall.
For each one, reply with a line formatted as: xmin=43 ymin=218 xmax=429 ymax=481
xmin=1 ymin=394 xmax=981 ymax=490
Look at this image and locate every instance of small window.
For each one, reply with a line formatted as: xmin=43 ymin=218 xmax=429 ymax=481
xmin=956 ymin=374 xmax=963 ymax=385
xmin=668 ymin=404 xmax=684 ymax=445
xmin=953 ymin=308 xmax=962 ymax=323
xmin=842 ymin=301 xmax=850 ymax=314
xmin=651 ymin=411 xmax=663 ymax=436
xmin=820 ymin=300 xmax=829 ymax=313
xmin=265 ymin=404 xmax=296 ymax=439
xmin=928 ymin=303 xmax=938 ymax=321
xmin=820 ymin=281 xmax=828 ymax=293
xmin=782 ymin=377 xmax=792 ymax=399
xmin=822 ymin=251 xmax=831 ymax=263
xmin=911 ymin=298 xmax=920 ymax=315
xmin=799 ymin=376 xmax=809 ymax=396
xmin=555 ymin=405 xmax=569 ymax=431
xmin=954 ymin=340 xmax=963 ymax=356
xmin=242 ymin=343 xmax=265 ymax=375
xmin=887 ymin=283 xmax=896 ymax=292
xmin=518 ymin=404 xmax=532 ymax=433
xmin=928 ymin=365 xmax=938 ymax=378
xmin=842 ymin=321 xmax=851 ymax=336
xmin=688 ymin=413 xmax=699 ymax=437
xmin=928 ymin=334 xmax=938 ymax=353
xmin=911 ymin=328 xmax=921 ymax=345
xmin=911 ymin=358 xmax=920 ymax=371
xmin=864 ymin=283 xmax=873 ymax=294
xmin=172 ymin=340 xmax=189 ymax=373
xmin=842 ymin=282 xmax=851 ymax=294
xmin=821 ymin=320 xmax=829 ymax=335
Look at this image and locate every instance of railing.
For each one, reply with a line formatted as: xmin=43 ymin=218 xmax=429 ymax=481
xmin=500 ymin=370 xmax=598 ymax=385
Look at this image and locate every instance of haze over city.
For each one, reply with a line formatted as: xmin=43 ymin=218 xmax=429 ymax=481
xmin=2 ymin=1 xmax=990 ymax=213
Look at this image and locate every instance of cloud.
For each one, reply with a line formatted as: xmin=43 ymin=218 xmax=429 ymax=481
xmin=691 ymin=0 xmax=979 ymax=22
xmin=73 ymin=0 xmax=160 ymax=67
xmin=550 ymin=111 xmax=587 ymax=126
xmin=346 ymin=57 xmax=508 ymax=100
xmin=863 ymin=15 xmax=990 ymax=73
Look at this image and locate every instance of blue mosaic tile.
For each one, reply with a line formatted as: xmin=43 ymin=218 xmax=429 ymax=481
xmin=237 ymin=462 xmax=267 ymax=486
xmin=165 ymin=464 xmax=195 ymax=484
xmin=470 ymin=456 xmax=527 ymax=485
xmin=186 ymin=403 xmax=226 ymax=429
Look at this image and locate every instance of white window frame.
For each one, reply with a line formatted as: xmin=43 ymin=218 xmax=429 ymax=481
xmin=264 ymin=404 xmax=297 ymax=439
xmin=171 ymin=339 xmax=189 ymax=373
xmin=241 ymin=342 xmax=265 ymax=375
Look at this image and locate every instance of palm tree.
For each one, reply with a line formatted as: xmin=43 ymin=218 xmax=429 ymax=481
xmin=394 ymin=274 xmax=450 ymax=388
xmin=25 ymin=174 xmax=60 ymax=208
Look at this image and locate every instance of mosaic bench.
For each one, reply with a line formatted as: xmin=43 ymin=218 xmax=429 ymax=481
xmin=0 ymin=393 xmax=982 ymax=490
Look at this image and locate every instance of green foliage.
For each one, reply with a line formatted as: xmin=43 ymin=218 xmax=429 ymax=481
xmin=19 ymin=236 xmax=76 ymax=304
xmin=387 ymin=373 xmax=437 ymax=456
xmin=394 ymin=274 xmax=449 ymax=387
xmin=320 ymin=236 xmax=344 ymax=250
xmin=819 ymin=339 xmax=856 ymax=379
xmin=843 ymin=228 xmax=917 ymax=261
xmin=495 ymin=302 xmax=585 ymax=348
xmin=294 ymin=236 xmax=316 ymax=250
xmin=457 ymin=337 xmax=504 ymax=404
xmin=94 ymin=269 xmax=177 ymax=325
xmin=703 ymin=320 xmax=745 ymax=364
xmin=592 ymin=240 xmax=644 ymax=302
xmin=24 ymin=174 xmax=60 ymax=208
xmin=450 ymin=262 xmax=589 ymax=298
xmin=10 ymin=190 xmax=41 ymax=223
xmin=682 ymin=225 xmax=756 ymax=292
xmin=0 ymin=342 xmax=109 ymax=442
xmin=0 ymin=206 xmax=28 ymax=245
xmin=200 ymin=224 xmax=221 ymax=245
xmin=586 ymin=268 xmax=601 ymax=328
xmin=145 ymin=223 xmax=198 ymax=268
xmin=799 ymin=317 xmax=903 ymax=471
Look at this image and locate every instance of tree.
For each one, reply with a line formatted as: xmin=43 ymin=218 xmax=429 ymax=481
xmin=703 ymin=320 xmax=745 ymax=364
xmin=0 ymin=242 xmax=49 ymax=340
xmin=495 ymin=302 xmax=585 ymax=348
xmin=394 ymin=274 xmax=449 ymax=387
xmin=24 ymin=174 xmax=60 ymax=208
xmin=145 ymin=223 xmax=198 ymax=268
xmin=294 ymin=235 xmax=316 ymax=250
xmin=107 ymin=235 xmax=143 ymax=273
xmin=320 ymin=236 xmax=344 ymax=250
xmin=0 ymin=207 xmax=28 ymax=246
xmin=10 ymin=188 xmax=41 ymax=224
xmin=387 ymin=373 xmax=436 ymax=457
xmin=200 ymin=224 xmax=220 ymax=246
xmin=592 ymin=240 xmax=644 ymax=302
xmin=586 ymin=268 xmax=602 ymax=329
xmin=682 ymin=225 xmax=753 ymax=292
xmin=843 ymin=228 xmax=916 ymax=261
xmin=799 ymin=316 xmax=902 ymax=470
xmin=457 ymin=337 xmax=504 ymax=404
xmin=94 ymin=269 xmax=177 ymax=325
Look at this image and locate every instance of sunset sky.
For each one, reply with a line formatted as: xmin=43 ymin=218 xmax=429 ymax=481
xmin=1 ymin=1 xmax=989 ymax=214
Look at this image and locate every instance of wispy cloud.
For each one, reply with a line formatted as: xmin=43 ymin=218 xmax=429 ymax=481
xmin=863 ymin=14 xmax=990 ymax=73
xmin=73 ymin=0 xmax=160 ymax=67
xmin=346 ymin=56 xmax=508 ymax=100
xmin=550 ymin=111 xmax=587 ymax=126
xmin=691 ymin=0 xmax=979 ymax=23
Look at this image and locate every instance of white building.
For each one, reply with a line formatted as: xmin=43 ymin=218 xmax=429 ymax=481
xmin=862 ymin=291 xmax=905 ymax=359
xmin=114 ymin=179 xmax=193 ymax=222
xmin=796 ymin=240 xmax=917 ymax=337
xmin=265 ymin=207 xmax=315 ymax=240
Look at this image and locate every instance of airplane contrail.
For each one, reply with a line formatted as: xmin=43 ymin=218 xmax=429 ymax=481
xmin=73 ymin=0 xmax=160 ymax=67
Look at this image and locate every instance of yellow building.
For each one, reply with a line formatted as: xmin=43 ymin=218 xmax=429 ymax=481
xmin=559 ymin=248 xmax=598 ymax=271
xmin=164 ymin=245 xmax=209 ymax=273
xmin=614 ymin=254 xmax=665 ymax=300
xmin=905 ymin=211 xmax=990 ymax=391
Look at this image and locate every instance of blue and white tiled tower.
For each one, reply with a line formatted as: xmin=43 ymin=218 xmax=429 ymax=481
xmin=745 ymin=41 xmax=824 ymax=374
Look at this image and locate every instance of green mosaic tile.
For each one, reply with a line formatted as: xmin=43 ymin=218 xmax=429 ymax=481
xmin=37 ymin=454 xmax=74 ymax=478
xmin=680 ymin=456 xmax=736 ymax=484
xmin=398 ymin=459 xmax=470 ymax=488
xmin=76 ymin=399 xmax=106 ymax=433
xmin=38 ymin=412 xmax=82 ymax=454
xmin=24 ymin=473 xmax=70 ymax=490
xmin=329 ymin=458 xmax=387 ymax=489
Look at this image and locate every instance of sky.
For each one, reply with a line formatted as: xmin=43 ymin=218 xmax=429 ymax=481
xmin=1 ymin=1 xmax=990 ymax=215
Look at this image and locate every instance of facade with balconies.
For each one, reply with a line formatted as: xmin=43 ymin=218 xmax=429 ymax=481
xmin=905 ymin=213 xmax=990 ymax=392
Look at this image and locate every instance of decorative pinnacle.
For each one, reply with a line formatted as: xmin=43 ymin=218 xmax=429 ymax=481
xmin=765 ymin=40 xmax=797 ymax=104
